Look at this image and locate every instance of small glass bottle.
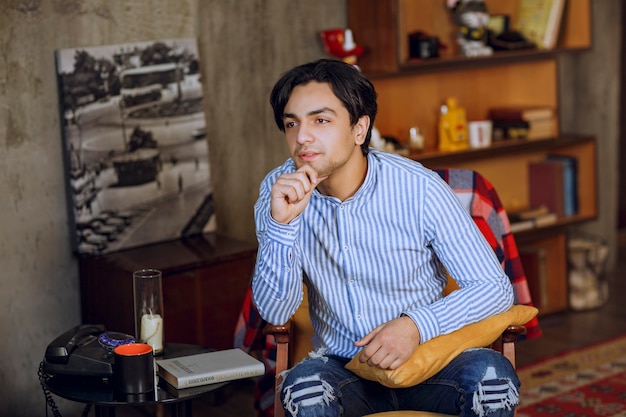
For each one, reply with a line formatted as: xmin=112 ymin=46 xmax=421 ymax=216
xmin=408 ymin=127 xmax=425 ymax=150
xmin=133 ymin=269 xmax=165 ymax=355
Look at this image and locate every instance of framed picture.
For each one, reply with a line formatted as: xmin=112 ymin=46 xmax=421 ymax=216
xmin=56 ymin=38 xmax=216 ymax=255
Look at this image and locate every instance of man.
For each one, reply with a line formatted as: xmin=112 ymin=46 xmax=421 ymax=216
xmin=252 ymin=59 xmax=519 ymax=416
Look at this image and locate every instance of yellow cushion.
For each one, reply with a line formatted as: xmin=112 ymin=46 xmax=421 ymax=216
xmin=292 ymin=290 xmax=314 ymax=363
xmin=345 ymin=305 xmax=538 ymax=388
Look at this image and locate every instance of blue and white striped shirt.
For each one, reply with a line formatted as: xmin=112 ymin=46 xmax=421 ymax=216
xmin=252 ymin=149 xmax=513 ymax=358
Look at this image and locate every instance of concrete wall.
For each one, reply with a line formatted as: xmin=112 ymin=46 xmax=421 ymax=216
xmin=0 ymin=1 xmax=344 ymax=415
xmin=558 ymin=0 xmax=622 ymax=265
xmin=0 ymin=0 xmax=620 ymax=415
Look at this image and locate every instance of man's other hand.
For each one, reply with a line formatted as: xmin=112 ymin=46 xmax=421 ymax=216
xmin=354 ymin=315 xmax=421 ymax=370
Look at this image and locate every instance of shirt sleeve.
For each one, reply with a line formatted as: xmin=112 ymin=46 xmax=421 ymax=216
xmin=402 ymin=172 xmax=514 ymax=343
xmin=251 ymin=170 xmax=306 ymax=326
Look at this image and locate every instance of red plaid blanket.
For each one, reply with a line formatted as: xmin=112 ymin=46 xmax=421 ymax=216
xmin=234 ymin=168 xmax=541 ymax=417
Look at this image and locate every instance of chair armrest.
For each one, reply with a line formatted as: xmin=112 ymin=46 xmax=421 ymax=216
xmin=264 ymin=322 xmax=292 ymax=343
xmin=492 ymin=324 xmax=527 ymax=368
xmin=264 ymin=322 xmax=292 ymax=375
xmin=503 ymin=325 xmax=527 ymax=343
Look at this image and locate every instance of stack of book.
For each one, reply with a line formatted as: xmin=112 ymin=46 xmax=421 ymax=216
xmin=508 ymin=205 xmax=558 ymax=233
xmin=489 ymin=105 xmax=557 ymax=141
xmin=527 ymin=155 xmax=579 ymax=218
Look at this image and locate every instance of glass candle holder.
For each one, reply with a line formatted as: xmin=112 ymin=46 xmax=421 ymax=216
xmin=133 ymin=269 xmax=164 ymax=355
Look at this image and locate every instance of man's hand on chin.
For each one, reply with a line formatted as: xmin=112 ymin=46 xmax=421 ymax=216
xmin=270 ymin=165 xmax=327 ymax=224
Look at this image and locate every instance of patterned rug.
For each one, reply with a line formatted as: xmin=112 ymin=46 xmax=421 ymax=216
xmin=517 ymin=334 xmax=626 ymax=416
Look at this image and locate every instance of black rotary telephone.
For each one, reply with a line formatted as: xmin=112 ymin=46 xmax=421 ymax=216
xmin=42 ymin=324 xmax=136 ymax=377
xmin=39 ymin=324 xmax=136 ymax=417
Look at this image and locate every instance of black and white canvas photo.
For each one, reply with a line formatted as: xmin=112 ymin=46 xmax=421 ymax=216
xmin=56 ymin=38 xmax=215 ymax=255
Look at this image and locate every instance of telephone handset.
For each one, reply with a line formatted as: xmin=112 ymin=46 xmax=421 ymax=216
xmin=42 ymin=324 xmax=134 ymax=377
xmin=45 ymin=324 xmax=105 ymax=364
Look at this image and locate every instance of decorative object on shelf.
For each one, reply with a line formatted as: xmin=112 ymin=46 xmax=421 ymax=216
xmin=408 ymin=31 xmax=442 ymax=60
xmin=370 ymin=126 xmax=409 ymax=155
xmin=488 ymin=30 xmax=537 ymax=51
xmin=408 ymin=127 xmax=425 ymax=151
xmin=467 ymin=120 xmax=492 ymax=149
xmin=515 ymin=0 xmax=565 ymax=50
xmin=55 ymin=38 xmax=216 ymax=255
xmin=438 ymin=97 xmax=469 ymax=152
xmin=487 ymin=14 xmax=510 ymax=35
xmin=447 ymin=0 xmax=493 ymax=57
xmin=486 ymin=14 xmax=536 ymax=51
xmin=369 ymin=126 xmax=387 ymax=151
xmin=567 ymin=234 xmax=609 ymax=311
xmin=133 ymin=269 xmax=165 ymax=355
xmin=320 ymin=28 xmax=364 ymax=66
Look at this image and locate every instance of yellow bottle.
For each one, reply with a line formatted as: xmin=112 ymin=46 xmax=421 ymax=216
xmin=438 ymin=97 xmax=469 ymax=152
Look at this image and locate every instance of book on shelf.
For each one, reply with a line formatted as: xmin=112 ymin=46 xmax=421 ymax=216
xmin=488 ymin=106 xmax=555 ymax=122
xmin=492 ymin=120 xmax=529 ymax=141
xmin=489 ymin=106 xmax=557 ymax=140
xmin=528 ymin=159 xmax=565 ymax=216
xmin=519 ymin=246 xmax=549 ymax=310
xmin=526 ymin=117 xmax=558 ymax=140
xmin=546 ymin=154 xmax=579 ymax=216
xmin=509 ymin=210 xmax=558 ymax=233
xmin=515 ymin=0 xmax=566 ymax=50
xmin=508 ymin=205 xmax=550 ymax=222
xmin=157 ymin=348 xmax=265 ymax=389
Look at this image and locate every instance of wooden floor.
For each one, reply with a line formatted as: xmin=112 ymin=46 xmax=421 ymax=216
xmin=103 ymin=239 xmax=626 ymax=417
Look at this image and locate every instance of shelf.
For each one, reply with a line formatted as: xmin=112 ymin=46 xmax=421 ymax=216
xmin=366 ymin=47 xmax=591 ymax=79
xmin=410 ymin=134 xmax=593 ymax=166
xmin=513 ymin=213 xmax=597 ymax=242
xmin=408 ymin=134 xmax=597 ymax=224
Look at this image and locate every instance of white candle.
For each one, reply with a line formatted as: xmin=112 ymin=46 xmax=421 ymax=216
xmin=141 ymin=313 xmax=163 ymax=353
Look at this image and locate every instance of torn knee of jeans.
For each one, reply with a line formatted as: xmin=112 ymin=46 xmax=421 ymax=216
xmin=308 ymin=347 xmax=329 ymax=362
xmin=283 ymin=374 xmax=336 ymax=417
xmin=277 ymin=348 xmax=330 ymax=394
xmin=471 ymin=366 xmax=519 ymax=417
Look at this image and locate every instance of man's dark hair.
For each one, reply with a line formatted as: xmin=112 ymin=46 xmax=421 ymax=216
xmin=269 ymin=59 xmax=378 ymax=155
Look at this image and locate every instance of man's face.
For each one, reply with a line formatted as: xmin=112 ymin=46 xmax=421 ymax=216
xmin=282 ymin=81 xmax=367 ymax=178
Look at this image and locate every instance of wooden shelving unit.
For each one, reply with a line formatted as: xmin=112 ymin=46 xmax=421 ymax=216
xmin=347 ymin=0 xmax=595 ymax=315
xmin=348 ymin=0 xmax=591 ymax=75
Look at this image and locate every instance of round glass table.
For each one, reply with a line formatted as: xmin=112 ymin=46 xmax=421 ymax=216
xmin=42 ymin=343 xmax=229 ymax=417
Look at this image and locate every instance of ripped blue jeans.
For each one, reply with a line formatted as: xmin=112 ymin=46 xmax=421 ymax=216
xmin=280 ymin=348 xmax=520 ymax=417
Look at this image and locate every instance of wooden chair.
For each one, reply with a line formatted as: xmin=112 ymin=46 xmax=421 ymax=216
xmin=262 ymin=169 xmax=536 ymax=417
xmin=264 ymin=283 xmax=526 ymax=417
